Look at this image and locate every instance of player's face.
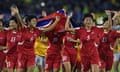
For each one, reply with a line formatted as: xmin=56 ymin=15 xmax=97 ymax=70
xmin=83 ymin=17 xmax=93 ymax=27
xmin=30 ymin=18 xmax=37 ymax=27
xmin=9 ymin=20 xmax=17 ymax=29
xmin=0 ymin=21 xmax=3 ymax=29
xmin=103 ymin=21 xmax=110 ymax=29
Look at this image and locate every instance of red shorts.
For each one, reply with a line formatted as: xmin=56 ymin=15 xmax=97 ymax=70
xmin=105 ymin=55 xmax=113 ymax=71
xmin=81 ymin=51 xmax=100 ymax=72
xmin=17 ymin=53 xmax=35 ymax=68
xmin=62 ymin=47 xmax=81 ymax=69
xmin=6 ymin=54 xmax=18 ymax=68
xmin=45 ymin=54 xmax=61 ymax=70
xmin=99 ymin=59 xmax=106 ymax=69
xmin=0 ymin=52 xmax=6 ymax=69
xmin=99 ymin=52 xmax=113 ymax=71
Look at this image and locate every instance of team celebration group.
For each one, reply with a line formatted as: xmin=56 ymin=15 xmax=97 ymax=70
xmin=0 ymin=5 xmax=120 ymax=72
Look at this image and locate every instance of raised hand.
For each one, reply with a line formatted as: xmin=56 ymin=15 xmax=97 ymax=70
xmin=111 ymin=10 xmax=118 ymax=14
xmin=68 ymin=12 xmax=73 ymax=18
xmin=55 ymin=16 xmax=60 ymax=22
xmin=10 ymin=5 xmax=19 ymax=16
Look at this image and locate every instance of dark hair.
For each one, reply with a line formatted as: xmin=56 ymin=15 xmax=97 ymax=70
xmin=23 ymin=15 xmax=29 ymax=19
xmin=9 ymin=16 xmax=18 ymax=24
xmin=27 ymin=15 xmax=37 ymax=22
xmin=23 ymin=15 xmax=29 ymax=24
xmin=82 ymin=13 xmax=94 ymax=21
xmin=103 ymin=17 xmax=108 ymax=24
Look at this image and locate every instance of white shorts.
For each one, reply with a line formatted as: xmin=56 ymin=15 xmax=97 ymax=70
xmin=35 ymin=55 xmax=45 ymax=67
xmin=114 ymin=52 xmax=120 ymax=62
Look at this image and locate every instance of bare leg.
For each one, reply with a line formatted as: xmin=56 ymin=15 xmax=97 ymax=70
xmin=27 ymin=65 xmax=34 ymax=72
xmin=63 ymin=62 xmax=71 ymax=72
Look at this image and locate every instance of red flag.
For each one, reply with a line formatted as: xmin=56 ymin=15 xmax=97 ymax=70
xmin=37 ymin=9 xmax=67 ymax=32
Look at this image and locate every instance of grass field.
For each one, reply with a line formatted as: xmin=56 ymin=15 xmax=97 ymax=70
xmin=11 ymin=65 xmax=120 ymax=72
xmin=34 ymin=64 xmax=120 ymax=72
xmin=111 ymin=64 xmax=120 ymax=72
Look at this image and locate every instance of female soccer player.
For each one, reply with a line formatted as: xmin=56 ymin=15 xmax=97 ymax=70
xmin=11 ymin=6 xmax=60 ymax=72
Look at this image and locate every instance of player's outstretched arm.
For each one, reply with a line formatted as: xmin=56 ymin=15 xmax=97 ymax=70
xmin=69 ymin=38 xmax=80 ymax=43
xmin=43 ymin=16 xmax=60 ymax=32
xmin=65 ymin=12 xmax=75 ymax=32
xmin=112 ymin=11 xmax=120 ymax=20
xmin=10 ymin=5 xmax=24 ymax=29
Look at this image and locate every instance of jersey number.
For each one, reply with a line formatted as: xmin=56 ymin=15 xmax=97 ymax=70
xmin=10 ymin=37 xmax=16 ymax=42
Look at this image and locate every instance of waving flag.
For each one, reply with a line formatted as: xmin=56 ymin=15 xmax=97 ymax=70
xmin=37 ymin=9 xmax=79 ymax=32
xmin=37 ymin=9 xmax=67 ymax=32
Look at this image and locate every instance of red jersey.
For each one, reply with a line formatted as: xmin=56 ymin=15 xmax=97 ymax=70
xmin=22 ymin=27 xmax=43 ymax=55
xmin=0 ymin=30 xmax=6 ymax=53
xmin=99 ymin=30 xmax=120 ymax=56
xmin=75 ymin=27 xmax=104 ymax=55
xmin=6 ymin=30 xmax=22 ymax=54
xmin=63 ymin=32 xmax=76 ymax=48
xmin=46 ymin=31 xmax=65 ymax=55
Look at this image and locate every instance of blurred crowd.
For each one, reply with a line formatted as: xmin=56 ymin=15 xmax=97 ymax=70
xmin=0 ymin=0 xmax=120 ymax=26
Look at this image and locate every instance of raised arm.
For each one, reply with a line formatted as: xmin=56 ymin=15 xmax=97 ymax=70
xmin=41 ymin=10 xmax=47 ymax=17
xmin=65 ymin=12 xmax=75 ymax=31
xmin=69 ymin=38 xmax=80 ymax=43
xmin=43 ymin=16 xmax=60 ymax=32
xmin=112 ymin=11 xmax=120 ymax=20
xmin=11 ymin=5 xmax=24 ymax=29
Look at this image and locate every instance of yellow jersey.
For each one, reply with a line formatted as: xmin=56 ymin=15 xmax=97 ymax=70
xmin=113 ymin=38 xmax=120 ymax=53
xmin=34 ymin=36 xmax=49 ymax=56
xmin=113 ymin=44 xmax=120 ymax=53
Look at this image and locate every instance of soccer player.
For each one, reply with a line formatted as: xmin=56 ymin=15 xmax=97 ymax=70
xmin=6 ymin=15 xmax=23 ymax=72
xmin=34 ymin=33 xmax=49 ymax=72
xmin=65 ymin=12 xmax=104 ymax=72
xmin=11 ymin=6 xmax=60 ymax=72
xmin=44 ymin=30 xmax=65 ymax=72
xmin=62 ymin=31 xmax=81 ymax=72
xmin=98 ymin=10 xmax=120 ymax=72
xmin=44 ymin=10 xmax=66 ymax=72
xmin=0 ymin=19 xmax=7 ymax=72
xmin=111 ymin=11 xmax=120 ymax=72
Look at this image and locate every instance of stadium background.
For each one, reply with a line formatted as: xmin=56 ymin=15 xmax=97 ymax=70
xmin=0 ymin=0 xmax=120 ymax=72
xmin=0 ymin=0 xmax=120 ymax=26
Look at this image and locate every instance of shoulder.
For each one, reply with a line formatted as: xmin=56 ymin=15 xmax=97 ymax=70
xmin=93 ymin=26 xmax=104 ymax=32
xmin=75 ymin=27 xmax=84 ymax=32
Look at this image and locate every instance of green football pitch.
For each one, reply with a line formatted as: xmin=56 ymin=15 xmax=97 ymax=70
xmin=10 ymin=64 xmax=120 ymax=72
xmin=12 ymin=65 xmax=120 ymax=72
xmin=34 ymin=65 xmax=120 ymax=72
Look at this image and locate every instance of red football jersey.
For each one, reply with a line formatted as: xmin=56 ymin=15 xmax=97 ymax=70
xmin=0 ymin=30 xmax=6 ymax=53
xmin=63 ymin=32 xmax=76 ymax=48
xmin=99 ymin=30 xmax=120 ymax=56
xmin=22 ymin=27 xmax=43 ymax=55
xmin=75 ymin=27 xmax=104 ymax=55
xmin=6 ymin=30 xmax=22 ymax=54
xmin=46 ymin=31 xmax=65 ymax=55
